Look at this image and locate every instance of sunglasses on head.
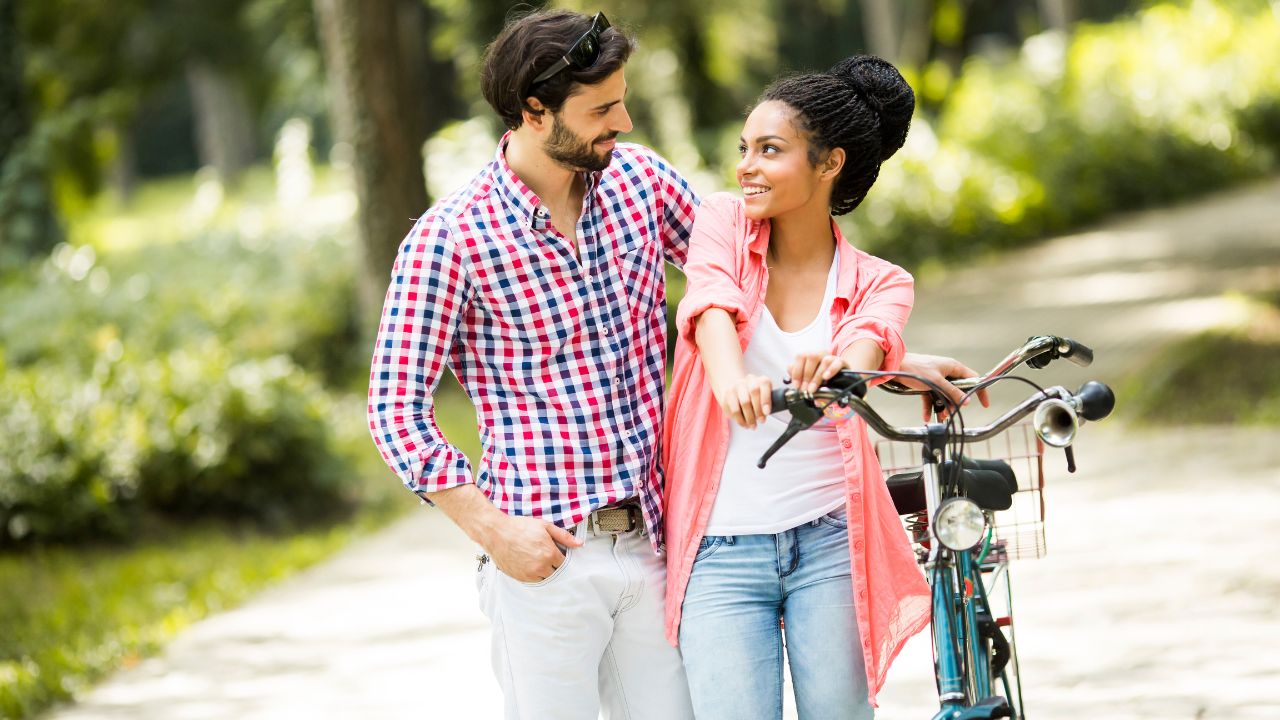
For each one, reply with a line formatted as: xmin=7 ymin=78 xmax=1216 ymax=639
xmin=530 ymin=12 xmax=612 ymax=86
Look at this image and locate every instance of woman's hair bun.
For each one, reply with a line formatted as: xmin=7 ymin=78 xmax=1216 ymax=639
xmin=827 ymin=55 xmax=915 ymax=161
xmin=758 ymin=53 xmax=915 ymax=215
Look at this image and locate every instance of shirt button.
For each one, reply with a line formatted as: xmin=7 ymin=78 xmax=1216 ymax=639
xmin=854 ymin=541 xmax=864 ymax=550
xmin=841 ymin=438 xmax=852 ymax=449
xmin=852 ymin=493 xmax=861 ymax=502
xmin=859 ymin=590 xmax=866 ymax=599
xmin=864 ymin=638 xmax=871 ymax=648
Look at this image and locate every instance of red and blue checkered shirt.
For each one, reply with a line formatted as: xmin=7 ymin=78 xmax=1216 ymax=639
xmin=368 ymin=135 xmax=699 ymax=549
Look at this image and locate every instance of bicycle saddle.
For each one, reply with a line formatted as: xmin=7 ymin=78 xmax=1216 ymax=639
xmin=886 ymin=457 xmax=1017 ymax=515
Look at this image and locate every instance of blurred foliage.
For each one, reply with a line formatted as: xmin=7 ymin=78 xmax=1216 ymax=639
xmin=0 ymin=521 xmax=377 ymax=720
xmin=0 ymin=351 xmax=352 ymax=545
xmin=7 ymin=0 xmax=1261 ymax=272
xmin=1122 ymin=293 xmax=1280 ymax=424
xmin=1 ymin=207 xmax=361 ymax=385
xmin=842 ymin=1 xmax=1280 ymax=268
xmin=0 ymin=0 xmax=325 ymax=269
xmin=0 ymin=153 xmax=374 ymax=547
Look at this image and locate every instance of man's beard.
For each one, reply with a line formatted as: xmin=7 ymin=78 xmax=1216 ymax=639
xmin=544 ymin=115 xmax=616 ymax=173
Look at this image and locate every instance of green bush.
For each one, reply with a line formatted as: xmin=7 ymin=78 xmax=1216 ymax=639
xmin=843 ymin=1 xmax=1280 ymax=267
xmin=1 ymin=229 xmax=362 ymax=389
xmin=0 ymin=346 xmax=353 ymax=547
xmin=0 ymin=183 xmax=367 ymax=546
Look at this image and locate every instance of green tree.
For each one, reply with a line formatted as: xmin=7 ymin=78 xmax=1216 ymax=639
xmin=0 ymin=0 xmax=61 ymax=270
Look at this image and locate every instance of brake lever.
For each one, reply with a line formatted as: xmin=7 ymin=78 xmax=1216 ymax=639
xmin=757 ymin=388 xmax=826 ymax=468
xmin=758 ymin=416 xmax=808 ymax=469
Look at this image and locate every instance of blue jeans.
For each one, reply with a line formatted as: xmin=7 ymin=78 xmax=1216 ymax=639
xmin=678 ymin=507 xmax=872 ymax=720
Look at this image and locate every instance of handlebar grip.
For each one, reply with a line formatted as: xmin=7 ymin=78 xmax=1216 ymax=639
xmin=1062 ymin=338 xmax=1094 ymax=367
xmin=770 ymin=388 xmax=789 ymax=413
xmin=1076 ymin=381 xmax=1115 ymax=421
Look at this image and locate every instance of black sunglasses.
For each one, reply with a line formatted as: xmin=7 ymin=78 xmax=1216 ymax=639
xmin=530 ymin=13 xmax=612 ymax=86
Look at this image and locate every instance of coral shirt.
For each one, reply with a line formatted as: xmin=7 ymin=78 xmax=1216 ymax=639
xmin=662 ymin=193 xmax=930 ymax=707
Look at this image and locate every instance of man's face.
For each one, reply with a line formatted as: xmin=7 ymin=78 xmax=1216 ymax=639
xmin=542 ymin=68 xmax=633 ymax=172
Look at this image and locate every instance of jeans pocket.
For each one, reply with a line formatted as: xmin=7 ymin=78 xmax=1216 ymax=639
xmin=516 ymin=545 xmax=573 ymax=588
xmin=820 ymin=505 xmax=849 ymax=529
xmin=694 ymin=536 xmax=724 ymax=562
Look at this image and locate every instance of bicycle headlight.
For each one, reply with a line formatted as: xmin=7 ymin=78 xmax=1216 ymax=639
xmin=934 ymin=497 xmax=987 ymax=551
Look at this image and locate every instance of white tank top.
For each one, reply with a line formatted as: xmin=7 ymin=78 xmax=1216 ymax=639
xmin=704 ymin=254 xmax=847 ymax=536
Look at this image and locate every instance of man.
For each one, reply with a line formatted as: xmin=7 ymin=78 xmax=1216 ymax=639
xmin=368 ymin=10 xmax=984 ymax=719
xmin=370 ymin=12 xmax=696 ymax=719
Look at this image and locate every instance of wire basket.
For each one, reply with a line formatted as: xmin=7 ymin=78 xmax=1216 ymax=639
xmin=875 ymin=421 xmax=1047 ymax=560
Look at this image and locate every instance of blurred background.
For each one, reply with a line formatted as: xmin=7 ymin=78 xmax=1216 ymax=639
xmin=1 ymin=0 xmax=1279 ymax=718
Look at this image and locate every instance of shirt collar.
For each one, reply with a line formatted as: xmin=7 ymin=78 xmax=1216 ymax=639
xmin=492 ymin=130 xmax=605 ymax=231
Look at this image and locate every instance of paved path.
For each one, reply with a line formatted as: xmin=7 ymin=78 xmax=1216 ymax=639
xmin=47 ymin=178 xmax=1280 ymax=719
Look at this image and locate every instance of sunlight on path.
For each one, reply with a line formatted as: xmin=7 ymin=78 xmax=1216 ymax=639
xmin=48 ymin=514 xmax=501 ymax=720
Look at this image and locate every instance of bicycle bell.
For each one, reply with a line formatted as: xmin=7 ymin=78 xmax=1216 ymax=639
xmin=1033 ymin=397 xmax=1078 ymax=448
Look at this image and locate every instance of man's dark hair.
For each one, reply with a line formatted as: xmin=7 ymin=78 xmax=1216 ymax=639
xmin=761 ymin=55 xmax=915 ymax=215
xmin=481 ymin=10 xmax=636 ymax=131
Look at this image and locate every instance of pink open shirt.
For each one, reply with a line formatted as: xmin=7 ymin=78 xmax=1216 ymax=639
xmin=662 ymin=193 xmax=931 ymax=707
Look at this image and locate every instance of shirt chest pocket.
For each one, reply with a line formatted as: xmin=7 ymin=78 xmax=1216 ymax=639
xmin=614 ymin=237 xmax=662 ymax=320
xmin=473 ymin=248 xmax=588 ymax=353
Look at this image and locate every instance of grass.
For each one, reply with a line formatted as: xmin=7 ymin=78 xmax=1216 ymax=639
xmin=1121 ymin=294 xmax=1280 ymax=424
xmin=0 ymin=516 xmax=395 ymax=720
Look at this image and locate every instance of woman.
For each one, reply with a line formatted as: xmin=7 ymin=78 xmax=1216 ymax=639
xmin=662 ymin=56 xmax=931 ymax=719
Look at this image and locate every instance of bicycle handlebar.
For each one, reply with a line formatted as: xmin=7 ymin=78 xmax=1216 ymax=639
xmin=771 ymin=383 xmax=1077 ymax=443
xmin=756 ymin=334 xmax=1115 ymax=468
xmin=878 ymin=335 xmax=1094 ymax=396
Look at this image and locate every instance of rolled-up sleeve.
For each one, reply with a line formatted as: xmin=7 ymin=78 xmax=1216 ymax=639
xmin=674 ymin=193 xmax=750 ymax=349
xmin=833 ymin=262 xmax=914 ymax=376
xmin=367 ymin=214 xmax=474 ymax=498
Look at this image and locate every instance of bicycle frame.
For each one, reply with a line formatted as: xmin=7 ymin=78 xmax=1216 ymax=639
xmin=918 ymin=435 xmax=1011 ymax=719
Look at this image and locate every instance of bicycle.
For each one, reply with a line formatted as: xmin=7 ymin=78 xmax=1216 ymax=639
xmin=758 ymin=335 xmax=1116 ymax=719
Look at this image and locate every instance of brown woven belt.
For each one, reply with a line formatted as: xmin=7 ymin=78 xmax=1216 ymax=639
xmin=586 ymin=502 xmax=639 ymax=534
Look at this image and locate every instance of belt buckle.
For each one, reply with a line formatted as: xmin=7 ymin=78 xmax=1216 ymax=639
xmin=588 ymin=503 xmax=638 ymax=535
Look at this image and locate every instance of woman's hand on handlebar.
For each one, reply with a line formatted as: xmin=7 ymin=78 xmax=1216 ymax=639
xmin=714 ymin=374 xmax=774 ymax=429
xmin=787 ymin=351 xmax=850 ymax=395
xmin=897 ymin=353 xmax=991 ymax=421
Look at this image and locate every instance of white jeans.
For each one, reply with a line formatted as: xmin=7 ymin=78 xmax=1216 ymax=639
xmin=476 ymin=519 xmax=695 ymax=720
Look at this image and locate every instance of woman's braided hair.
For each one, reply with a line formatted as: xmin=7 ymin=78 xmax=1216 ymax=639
xmin=760 ymin=55 xmax=915 ymax=215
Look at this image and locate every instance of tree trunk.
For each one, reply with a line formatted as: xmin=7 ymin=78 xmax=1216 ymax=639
xmin=313 ymin=0 xmax=430 ymax=331
xmin=1037 ymin=0 xmax=1074 ymax=31
xmin=858 ymin=0 xmax=898 ymax=62
xmin=186 ymin=61 xmax=256 ymax=184
xmin=897 ymin=0 xmax=936 ymax=71
xmin=395 ymin=0 xmax=430 ymax=152
xmin=108 ymin=123 xmax=138 ymax=203
xmin=0 ymin=0 xmax=59 ymax=267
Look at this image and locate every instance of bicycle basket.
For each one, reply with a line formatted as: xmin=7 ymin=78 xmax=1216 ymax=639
xmin=875 ymin=421 xmax=1047 ymax=560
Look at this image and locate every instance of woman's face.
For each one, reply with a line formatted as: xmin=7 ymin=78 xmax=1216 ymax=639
xmin=736 ymin=101 xmax=842 ymax=221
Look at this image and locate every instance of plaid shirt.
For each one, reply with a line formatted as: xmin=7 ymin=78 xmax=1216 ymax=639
xmin=368 ymin=135 xmax=699 ymax=549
